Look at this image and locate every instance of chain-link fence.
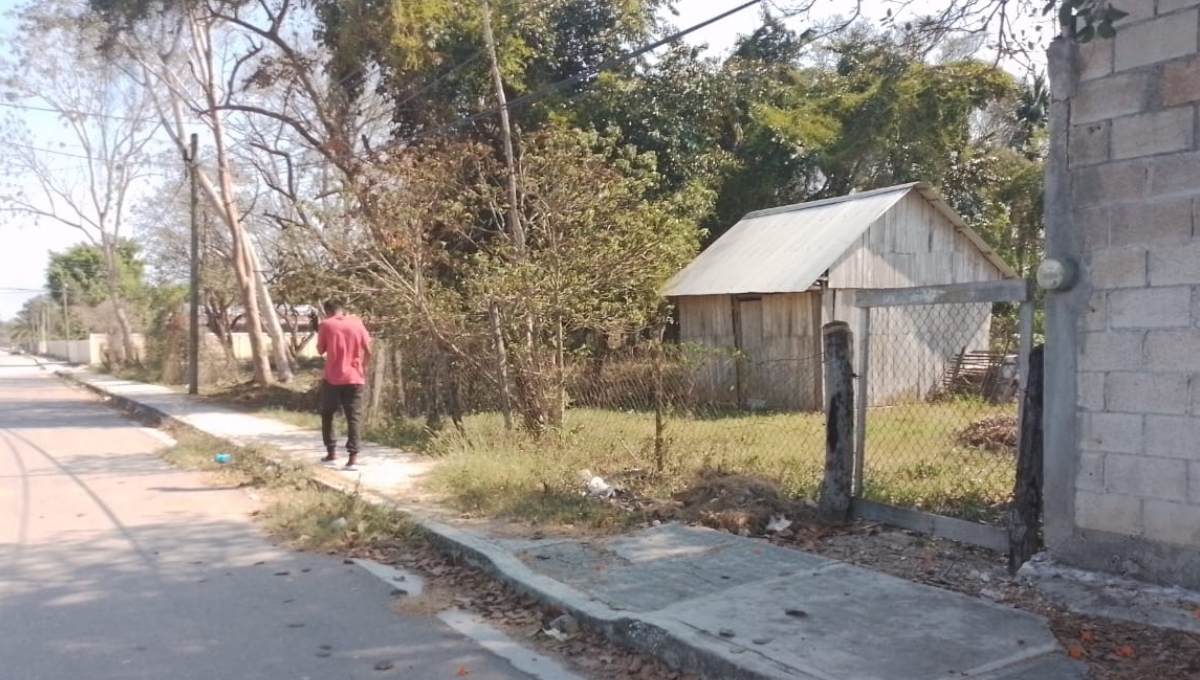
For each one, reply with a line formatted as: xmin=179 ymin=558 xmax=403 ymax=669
xmin=360 ymin=345 xmax=830 ymax=501
xmin=558 ymin=346 xmax=826 ymax=491
xmin=857 ymin=301 xmax=1022 ymax=525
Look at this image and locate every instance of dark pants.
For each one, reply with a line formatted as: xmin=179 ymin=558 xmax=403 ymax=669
xmin=320 ymin=381 xmax=364 ymax=456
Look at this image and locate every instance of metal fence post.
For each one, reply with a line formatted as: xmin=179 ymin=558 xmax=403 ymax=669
xmin=820 ymin=321 xmax=854 ymax=524
xmin=854 ymin=308 xmax=871 ymax=497
xmin=1016 ymin=293 xmax=1035 ymax=426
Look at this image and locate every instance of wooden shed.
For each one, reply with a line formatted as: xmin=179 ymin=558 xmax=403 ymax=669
xmin=663 ymin=182 xmax=1018 ymax=411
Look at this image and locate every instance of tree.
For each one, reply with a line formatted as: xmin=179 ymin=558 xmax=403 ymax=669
xmin=87 ymin=0 xmax=302 ymax=384
xmin=10 ymin=295 xmax=60 ymax=346
xmin=342 ymin=123 xmax=699 ymax=433
xmin=0 ymin=0 xmax=161 ymax=362
xmin=134 ymin=178 xmax=244 ymax=362
xmin=46 ymin=240 xmax=146 ymax=308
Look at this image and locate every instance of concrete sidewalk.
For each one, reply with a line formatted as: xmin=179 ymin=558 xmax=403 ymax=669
xmin=58 ymin=368 xmax=1087 ymax=680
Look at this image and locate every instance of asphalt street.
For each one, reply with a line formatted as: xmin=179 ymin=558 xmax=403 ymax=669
xmin=0 ymin=352 xmax=568 ymax=680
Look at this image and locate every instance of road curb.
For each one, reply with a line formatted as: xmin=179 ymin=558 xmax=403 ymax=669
xmin=54 ymin=369 xmax=790 ymax=680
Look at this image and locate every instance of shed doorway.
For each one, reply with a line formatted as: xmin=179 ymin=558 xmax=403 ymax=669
xmin=734 ymin=296 xmax=765 ymax=409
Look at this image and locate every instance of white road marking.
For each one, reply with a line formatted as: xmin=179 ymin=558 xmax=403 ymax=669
xmin=437 ymin=609 xmax=588 ymax=680
xmin=353 ymin=558 xmax=426 ymax=597
xmin=139 ymin=428 xmax=178 ymax=448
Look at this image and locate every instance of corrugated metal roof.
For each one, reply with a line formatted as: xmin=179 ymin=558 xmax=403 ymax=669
xmin=663 ymin=182 xmax=1015 ymax=297
xmin=664 ymin=184 xmax=913 ymax=297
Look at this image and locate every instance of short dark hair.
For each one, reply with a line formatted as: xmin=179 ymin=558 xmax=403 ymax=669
xmin=323 ymin=300 xmax=344 ymax=315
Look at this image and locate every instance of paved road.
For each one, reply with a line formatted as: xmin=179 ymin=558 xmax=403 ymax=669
xmin=0 ymin=353 xmax=565 ymax=680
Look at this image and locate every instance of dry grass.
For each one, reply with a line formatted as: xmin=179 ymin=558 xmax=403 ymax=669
xmin=159 ymin=429 xmax=416 ymax=554
xmin=160 ymin=368 xmax=1019 ymax=529
xmin=426 ymin=399 xmax=1018 ymax=526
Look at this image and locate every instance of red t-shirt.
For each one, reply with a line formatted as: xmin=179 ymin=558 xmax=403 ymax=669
xmin=317 ymin=314 xmax=371 ymax=385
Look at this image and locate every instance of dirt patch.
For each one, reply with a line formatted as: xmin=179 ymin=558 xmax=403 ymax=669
xmin=1046 ymin=612 xmax=1200 ymax=679
xmin=956 ymin=414 xmax=1018 ymax=452
xmin=654 ymin=470 xmax=818 ymax=536
xmin=202 ymin=380 xmax=319 ymax=413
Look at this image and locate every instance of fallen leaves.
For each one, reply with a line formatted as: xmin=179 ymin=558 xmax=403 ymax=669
xmin=372 ymin=543 xmax=686 ymax=680
xmin=1075 ymin=629 xmax=1139 ymax=663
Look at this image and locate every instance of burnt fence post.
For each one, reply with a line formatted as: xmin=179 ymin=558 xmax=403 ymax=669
xmin=820 ymin=321 xmax=854 ymax=524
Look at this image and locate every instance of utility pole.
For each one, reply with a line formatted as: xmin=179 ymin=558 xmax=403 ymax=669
xmin=62 ymin=282 xmax=69 ymax=341
xmin=37 ymin=304 xmax=46 ymax=354
xmin=186 ymin=133 xmax=201 ymax=395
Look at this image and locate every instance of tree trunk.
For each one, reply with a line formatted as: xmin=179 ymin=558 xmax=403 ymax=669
xmin=365 ymin=341 xmax=387 ymax=426
xmin=553 ymin=315 xmax=565 ymax=428
xmin=228 ymin=228 xmax=272 ymax=385
xmin=444 ymin=349 xmax=466 ymax=435
xmin=489 ymin=302 xmax=514 ymax=430
xmin=423 ymin=346 xmax=444 ymax=433
xmin=193 ymin=143 xmax=269 ymax=384
xmin=100 ymin=240 xmax=139 ymax=363
xmin=389 ymin=344 xmax=408 ymax=418
xmin=204 ymin=295 xmax=237 ymax=365
xmin=654 ymin=338 xmax=667 ymax=473
xmin=152 ymin=12 xmax=271 ymax=386
xmin=245 ymin=236 xmax=295 ymax=382
xmin=482 ymin=0 xmax=544 ymax=432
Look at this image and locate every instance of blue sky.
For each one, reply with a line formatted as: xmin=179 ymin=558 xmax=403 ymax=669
xmin=0 ymin=0 xmax=1048 ymax=320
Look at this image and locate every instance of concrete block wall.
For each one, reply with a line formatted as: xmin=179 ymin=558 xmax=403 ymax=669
xmin=39 ymin=332 xmax=319 ymax=365
xmin=1045 ymin=2 xmax=1200 ymax=587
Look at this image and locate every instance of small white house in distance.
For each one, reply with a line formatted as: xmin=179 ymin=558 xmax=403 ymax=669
xmin=663 ymin=182 xmax=1018 ymax=411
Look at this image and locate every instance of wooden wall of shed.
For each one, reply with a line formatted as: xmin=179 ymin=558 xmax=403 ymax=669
xmin=861 ymin=302 xmax=993 ymax=406
xmin=754 ymin=293 xmax=822 ymax=411
xmin=675 ymin=295 xmax=739 ymax=407
xmin=827 ymin=192 xmax=1007 ymax=289
xmin=675 ymin=292 xmax=822 ymax=411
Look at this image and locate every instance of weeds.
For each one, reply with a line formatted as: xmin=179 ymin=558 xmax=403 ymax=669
xmin=159 ymin=428 xmax=415 ymax=554
xmin=169 ymin=374 xmax=1020 ymax=528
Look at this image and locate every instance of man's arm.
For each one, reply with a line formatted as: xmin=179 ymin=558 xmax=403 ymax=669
xmin=316 ymin=322 xmax=328 ymax=356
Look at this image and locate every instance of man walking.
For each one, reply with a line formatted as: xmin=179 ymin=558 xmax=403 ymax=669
xmin=317 ymin=300 xmax=371 ymax=471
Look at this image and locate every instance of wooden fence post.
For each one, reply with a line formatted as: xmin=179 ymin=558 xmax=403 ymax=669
xmin=1008 ymin=343 xmax=1045 ymax=574
xmin=820 ymin=321 xmax=854 ymax=524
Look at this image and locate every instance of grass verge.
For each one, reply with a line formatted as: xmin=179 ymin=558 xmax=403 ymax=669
xmin=425 ymin=399 xmax=1017 ymax=525
xmin=144 ymin=367 xmax=1019 ymax=529
xmin=160 ymin=428 xmax=417 ymax=553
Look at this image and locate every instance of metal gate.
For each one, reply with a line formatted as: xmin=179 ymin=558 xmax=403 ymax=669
xmin=851 ymin=280 xmax=1034 ymax=551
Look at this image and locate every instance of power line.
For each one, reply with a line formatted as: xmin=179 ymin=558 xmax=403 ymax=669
xmin=0 ymin=100 xmax=151 ymax=123
xmin=405 ymin=0 xmax=765 ymax=144
xmin=4 ymin=139 xmax=178 ymax=167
